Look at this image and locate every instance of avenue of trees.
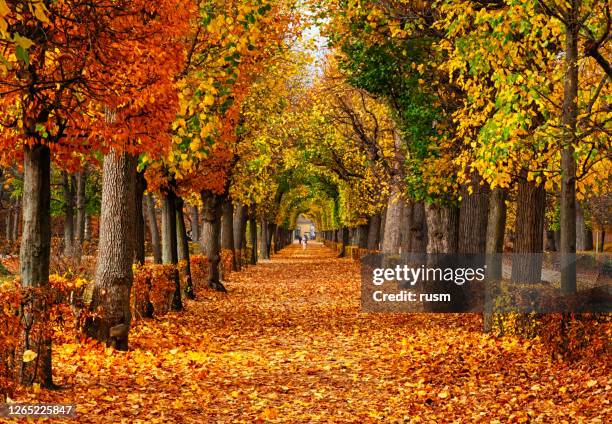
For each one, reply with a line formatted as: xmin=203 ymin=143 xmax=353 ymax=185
xmin=0 ymin=0 xmax=609 ymax=392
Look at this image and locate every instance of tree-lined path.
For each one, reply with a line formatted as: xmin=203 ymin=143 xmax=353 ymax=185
xmin=8 ymin=243 xmax=608 ymax=423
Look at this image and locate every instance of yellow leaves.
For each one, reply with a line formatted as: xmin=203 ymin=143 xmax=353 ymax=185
xmin=13 ymin=33 xmax=34 ymax=50
xmin=22 ymin=350 xmax=38 ymax=363
xmin=0 ymin=0 xmax=8 ymax=17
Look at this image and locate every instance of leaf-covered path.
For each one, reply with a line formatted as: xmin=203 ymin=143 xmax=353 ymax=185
xmin=13 ymin=243 xmax=610 ymax=423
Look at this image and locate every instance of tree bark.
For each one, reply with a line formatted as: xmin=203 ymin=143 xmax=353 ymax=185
xmin=220 ymin=197 xmax=237 ymax=271
xmin=483 ymin=188 xmax=507 ymax=332
xmin=19 ymin=144 xmax=53 ymax=387
xmin=401 ymin=200 xmax=413 ymax=254
xmin=11 ymin=198 xmax=20 ymax=242
xmin=458 ymin=177 xmax=489 ymax=254
xmin=249 ymin=206 xmax=258 ymax=265
xmin=85 ymin=151 xmax=137 ymax=351
xmin=382 ymin=187 xmax=403 ymax=254
xmin=62 ymin=172 xmax=75 ymax=256
xmin=134 ymin=171 xmax=146 ymax=265
xmin=200 ymin=190 xmax=226 ymax=292
xmin=190 ymin=205 xmax=199 ymax=242
xmin=145 ymin=194 xmax=162 ymax=264
xmin=367 ymin=213 xmax=381 ymax=251
xmin=233 ymin=203 xmax=248 ymax=268
xmin=575 ymin=201 xmax=589 ymax=251
xmin=338 ymin=226 xmax=349 ymax=257
xmin=425 ymin=203 xmax=459 ymax=254
xmin=260 ymin=218 xmax=270 ymax=260
xmin=559 ymin=16 xmax=579 ymax=294
xmin=357 ymin=223 xmax=369 ymax=249
xmin=410 ymin=201 xmax=428 ymax=253
xmin=511 ymin=173 xmax=546 ymax=283
xmin=176 ymin=197 xmax=194 ymax=299
xmin=160 ymin=190 xmax=182 ymax=311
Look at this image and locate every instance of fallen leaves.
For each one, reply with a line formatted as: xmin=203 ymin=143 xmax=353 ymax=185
xmin=8 ymin=244 xmax=612 ymax=422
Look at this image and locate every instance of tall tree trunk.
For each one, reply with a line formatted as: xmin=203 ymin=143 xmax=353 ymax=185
xmin=357 ymin=223 xmax=369 ymax=249
xmin=233 ymin=203 xmax=247 ymax=268
xmin=75 ymin=168 xmax=87 ymax=246
xmin=11 ymin=198 xmax=20 ymax=242
xmin=559 ymin=16 xmax=579 ymax=294
xmin=401 ymin=200 xmax=413 ymax=254
xmin=85 ymin=151 xmax=137 ymax=351
xmin=425 ymin=203 xmax=459 ymax=254
xmin=62 ymin=172 xmax=75 ymax=256
xmin=545 ymin=229 xmax=557 ymax=252
xmin=190 ymin=205 xmax=199 ymax=243
xmin=176 ymin=197 xmax=194 ymax=299
xmin=19 ymin=144 xmax=53 ymax=387
xmin=483 ymin=188 xmax=507 ymax=332
xmin=511 ymin=173 xmax=546 ymax=283
xmin=410 ymin=201 xmax=428 ymax=253
xmin=5 ymin=204 xmax=13 ymax=241
xmin=145 ymin=194 xmax=162 ymax=264
xmin=267 ymin=222 xmax=275 ymax=256
xmin=458 ymin=176 xmax=489 ymax=254
xmin=249 ymin=206 xmax=258 ymax=265
xmin=260 ymin=218 xmax=270 ymax=260
xmin=200 ymin=190 xmax=226 ymax=292
xmin=338 ymin=226 xmax=349 ymax=257
xmin=134 ymin=171 xmax=146 ymax=265
xmin=220 ymin=197 xmax=237 ymax=271
xmin=382 ymin=187 xmax=403 ymax=254
xmin=367 ymin=213 xmax=381 ymax=251
xmin=160 ymin=190 xmax=182 ymax=311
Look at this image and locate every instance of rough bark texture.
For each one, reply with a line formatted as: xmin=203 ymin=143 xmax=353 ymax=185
xmin=249 ymin=206 xmax=258 ymax=265
xmin=367 ymin=213 xmax=381 ymax=251
xmin=458 ymin=177 xmax=489 ymax=254
xmin=145 ymin=194 xmax=162 ymax=264
xmin=160 ymin=191 xmax=182 ymax=311
xmin=176 ymin=198 xmax=194 ymax=299
xmin=85 ymin=151 xmax=137 ymax=351
xmin=19 ymin=144 xmax=53 ymax=387
xmin=11 ymin=198 xmax=20 ymax=242
xmin=511 ymin=173 xmax=546 ymax=283
xmin=134 ymin=171 xmax=146 ymax=265
xmin=401 ymin=200 xmax=413 ymax=253
xmin=233 ymin=204 xmax=248 ymax=268
xmin=220 ymin=198 xmax=237 ymax=271
xmin=410 ymin=201 xmax=428 ymax=253
xmin=190 ymin=205 xmax=199 ymax=242
xmin=483 ymin=188 xmax=507 ymax=332
xmin=201 ymin=191 xmax=226 ymax=292
xmin=425 ymin=203 xmax=459 ymax=254
xmin=62 ymin=172 xmax=75 ymax=256
xmin=260 ymin=219 xmax=270 ymax=260
xmin=559 ymin=19 xmax=579 ymax=294
xmin=382 ymin=187 xmax=403 ymax=254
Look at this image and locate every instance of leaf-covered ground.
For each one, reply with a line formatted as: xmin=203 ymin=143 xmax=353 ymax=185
xmin=10 ymin=243 xmax=611 ymax=423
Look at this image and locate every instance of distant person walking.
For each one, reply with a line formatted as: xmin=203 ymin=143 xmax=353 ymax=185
xmin=302 ymin=234 xmax=308 ymax=250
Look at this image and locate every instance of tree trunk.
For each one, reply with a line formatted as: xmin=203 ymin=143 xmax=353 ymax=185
xmin=190 ymin=205 xmax=199 ymax=243
xmin=425 ymin=203 xmax=459 ymax=254
xmin=85 ymin=151 xmax=137 ymax=351
xmin=559 ymin=17 xmax=579 ymax=294
xmin=410 ymin=201 xmax=428 ymax=253
xmin=160 ymin=191 xmax=182 ymax=311
xmin=338 ymin=226 xmax=349 ymax=257
xmin=200 ymin=190 xmax=225 ymax=292
xmin=176 ymin=197 xmax=194 ymax=299
xmin=545 ymin=230 xmax=557 ymax=252
xmin=134 ymin=171 xmax=146 ymax=265
xmin=458 ymin=177 xmax=489 ymax=254
xmin=382 ymin=186 xmax=403 ymax=254
xmin=11 ymin=198 xmax=20 ymax=242
xmin=260 ymin=218 xmax=269 ymax=260
xmin=357 ymin=223 xmax=369 ymax=249
xmin=19 ymin=143 xmax=53 ymax=387
xmin=62 ymin=171 xmax=75 ymax=256
xmin=483 ymin=188 xmax=507 ymax=332
xmin=367 ymin=213 xmax=381 ymax=251
xmin=249 ymin=206 xmax=257 ymax=265
xmin=511 ymin=173 xmax=545 ymax=283
xmin=267 ymin=222 xmax=275 ymax=256
xmin=233 ymin=203 xmax=248 ymax=268
xmin=401 ymin=200 xmax=413 ymax=254
xmin=145 ymin=194 xmax=162 ymax=264
xmin=220 ymin=197 xmax=237 ymax=271
xmin=5 ymin=204 xmax=13 ymax=241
